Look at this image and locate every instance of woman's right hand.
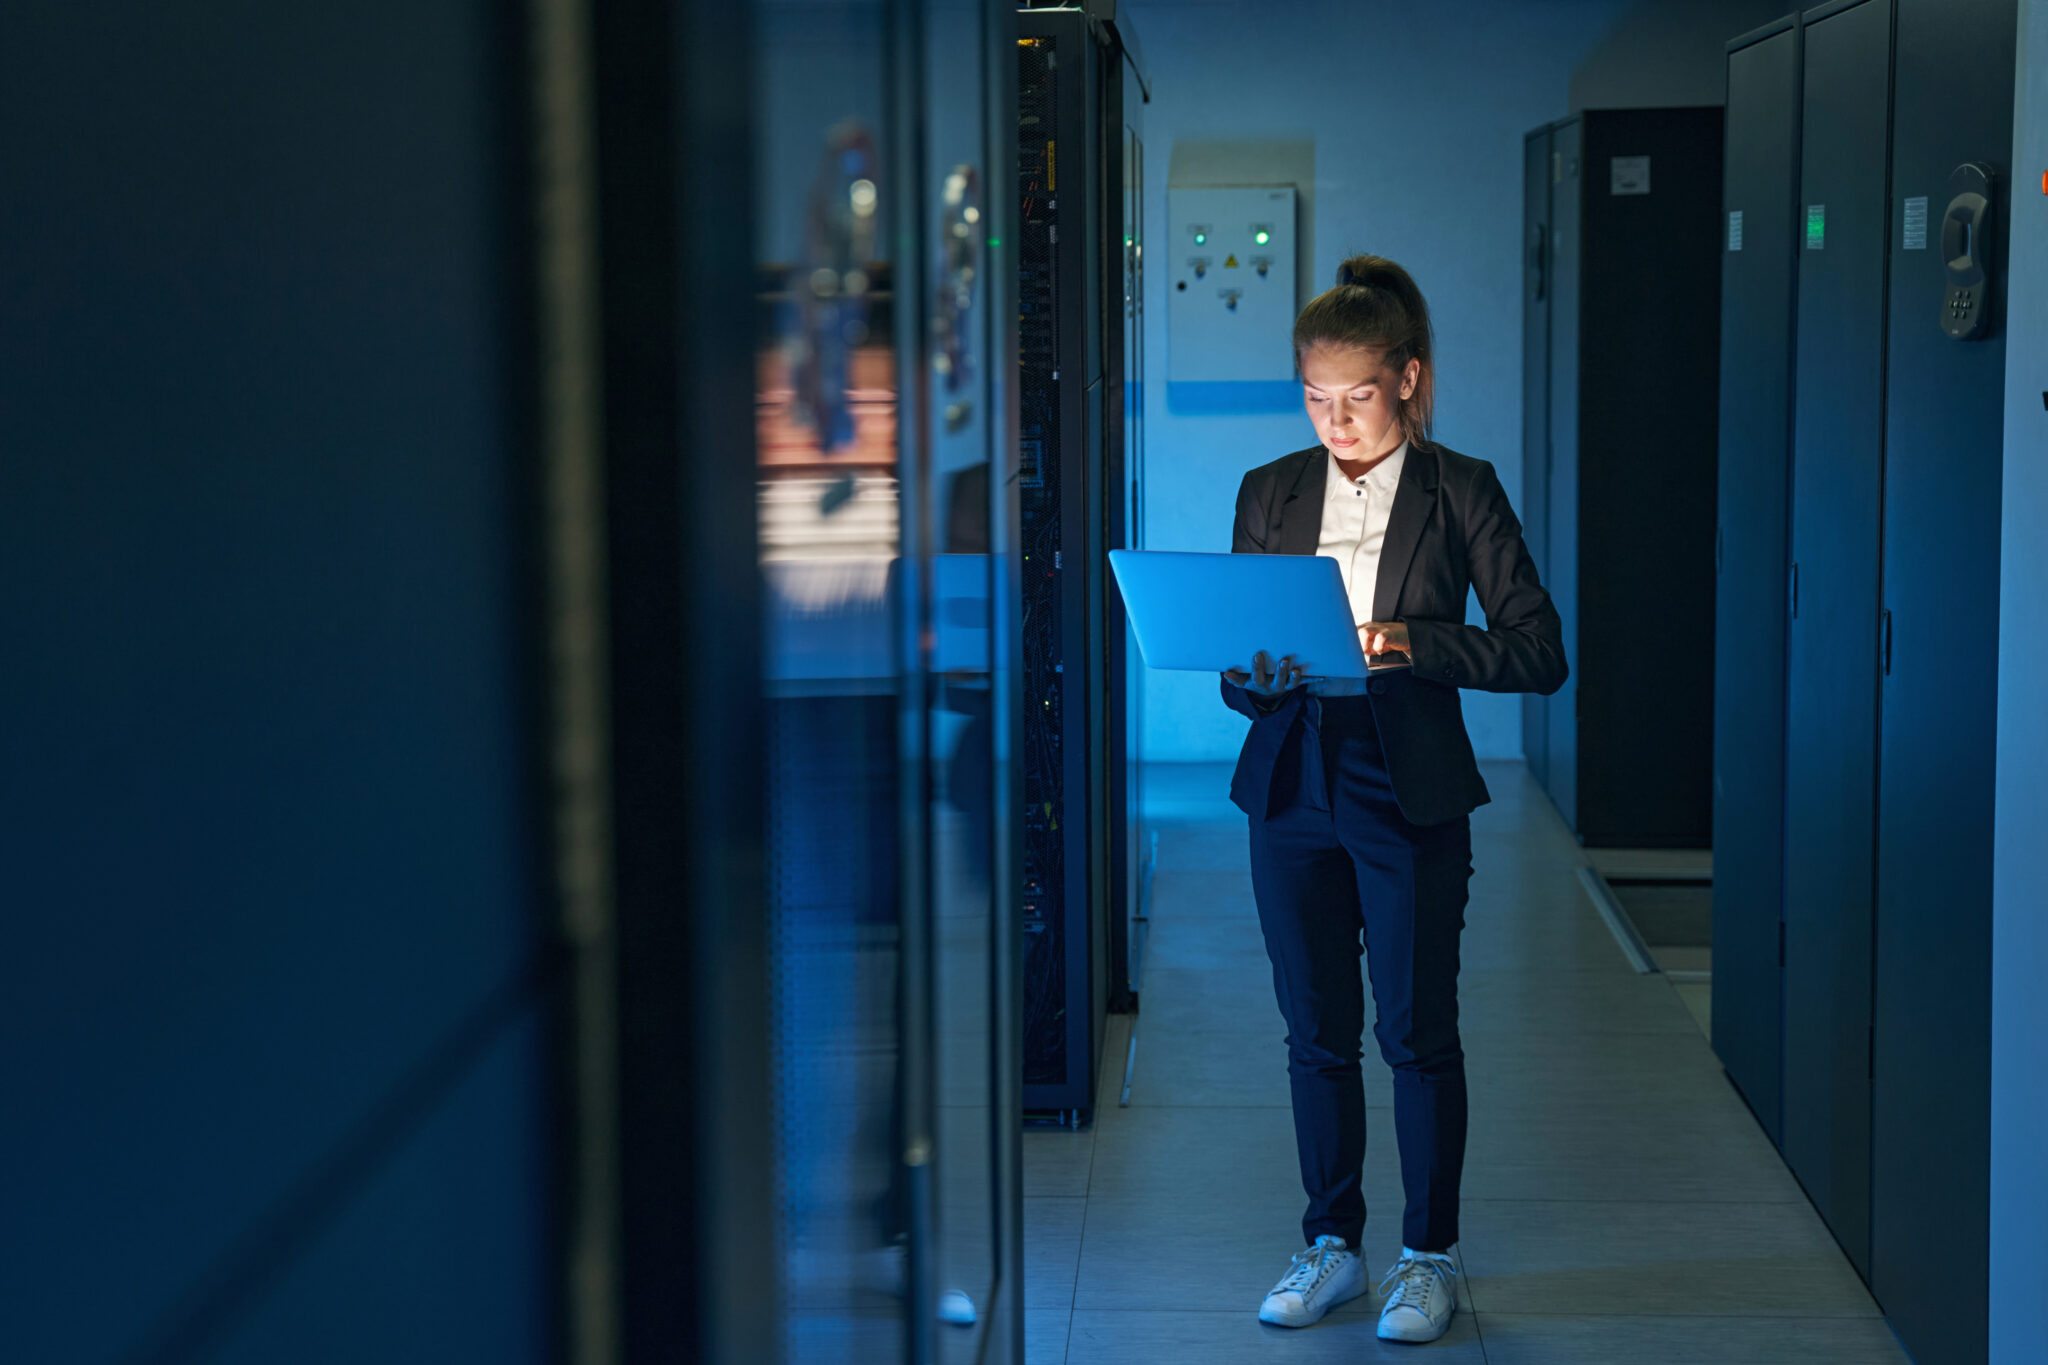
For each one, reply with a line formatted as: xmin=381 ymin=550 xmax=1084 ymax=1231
xmin=1222 ymin=650 xmax=1304 ymax=697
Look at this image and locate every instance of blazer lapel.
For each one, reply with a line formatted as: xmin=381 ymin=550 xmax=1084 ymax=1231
xmin=1276 ymin=449 xmax=1327 ymax=556
xmin=1371 ymin=443 xmax=1439 ymax=622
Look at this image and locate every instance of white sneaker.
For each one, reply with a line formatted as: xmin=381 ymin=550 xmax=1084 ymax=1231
xmin=1376 ymin=1246 xmax=1459 ymax=1342
xmin=1258 ymin=1234 xmax=1366 ymax=1327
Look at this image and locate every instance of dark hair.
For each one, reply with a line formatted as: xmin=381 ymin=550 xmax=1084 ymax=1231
xmin=1292 ymin=254 xmax=1436 ymax=447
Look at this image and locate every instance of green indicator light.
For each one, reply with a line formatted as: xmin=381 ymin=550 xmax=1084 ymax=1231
xmin=1805 ymin=205 xmax=1825 ymax=250
xmin=1194 ymin=232 xmax=1207 ymax=245
xmin=1255 ymin=230 xmax=1270 ymax=245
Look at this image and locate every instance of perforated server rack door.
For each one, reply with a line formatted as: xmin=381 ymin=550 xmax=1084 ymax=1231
xmin=1714 ymin=13 xmax=1802 ymax=1150
xmin=1017 ymin=7 xmax=1113 ymax=1118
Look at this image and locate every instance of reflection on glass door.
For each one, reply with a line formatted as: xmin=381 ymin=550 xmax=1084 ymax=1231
xmin=752 ymin=0 xmax=1015 ymax=1360
xmin=925 ymin=0 xmax=999 ymax=1357
xmin=756 ymin=3 xmax=903 ymax=1360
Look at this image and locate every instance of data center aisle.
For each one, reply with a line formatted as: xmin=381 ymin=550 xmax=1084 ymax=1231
xmin=1023 ymin=761 xmax=1908 ymax=1364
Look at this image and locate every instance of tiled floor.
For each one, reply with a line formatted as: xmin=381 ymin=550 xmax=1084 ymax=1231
xmin=1023 ymin=761 xmax=1909 ymax=1365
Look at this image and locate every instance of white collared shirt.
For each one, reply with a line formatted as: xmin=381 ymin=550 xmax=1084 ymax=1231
xmin=1310 ymin=438 xmax=1406 ymax=697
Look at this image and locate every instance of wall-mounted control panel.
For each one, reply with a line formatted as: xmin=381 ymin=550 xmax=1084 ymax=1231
xmin=1166 ymin=186 xmax=1297 ymax=382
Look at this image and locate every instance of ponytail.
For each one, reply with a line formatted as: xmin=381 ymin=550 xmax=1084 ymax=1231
xmin=1294 ymin=254 xmax=1436 ymax=447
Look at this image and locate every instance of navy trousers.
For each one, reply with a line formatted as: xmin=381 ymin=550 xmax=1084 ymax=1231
xmin=1246 ymin=693 xmax=1473 ymax=1254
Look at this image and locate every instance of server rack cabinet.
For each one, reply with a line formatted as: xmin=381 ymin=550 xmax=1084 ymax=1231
xmin=1526 ymin=107 xmax=1723 ymax=848
xmin=1713 ymin=15 xmax=1803 ymax=1148
xmin=1521 ymin=127 xmax=1554 ymax=793
xmin=1781 ymin=0 xmax=1892 ymax=1280
xmin=1869 ymin=1 xmax=2014 ymax=1357
xmin=1105 ymin=30 xmax=1148 ymax=1017
xmin=1016 ymin=5 xmax=1137 ymax=1118
xmin=1541 ymin=117 xmax=1584 ymax=830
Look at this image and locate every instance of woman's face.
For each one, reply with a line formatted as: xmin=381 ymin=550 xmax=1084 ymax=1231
xmin=1299 ymin=344 xmax=1418 ymax=460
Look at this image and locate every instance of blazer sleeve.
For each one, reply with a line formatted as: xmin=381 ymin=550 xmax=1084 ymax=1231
xmin=1401 ymin=461 xmax=1569 ymax=696
xmin=1219 ymin=468 xmax=1289 ymax=720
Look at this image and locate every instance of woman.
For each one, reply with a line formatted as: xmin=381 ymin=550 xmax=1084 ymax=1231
xmin=1219 ymin=255 xmax=1566 ymax=1343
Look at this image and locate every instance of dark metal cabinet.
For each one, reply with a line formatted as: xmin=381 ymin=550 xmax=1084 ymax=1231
xmin=1781 ymin=0 xmax=1893 ymax=1279
xmin=1521 ymin=129 xmax=1554 ymax=793
xmin=1713 ymin=16 xmax=1802 ymax=1149
xmin=1541 ymin=117 xmax=1584 ymax=831
xmin=1017 ymin=7 xmax=1140 ymax=1118
xmin=1719 ymin=3 xmax=2015 ymax=1355
xmin=1869 ymin=1 xmax=2014 ymax=1358
xmin=1525 ymin=108 xmax=1723 ymax=848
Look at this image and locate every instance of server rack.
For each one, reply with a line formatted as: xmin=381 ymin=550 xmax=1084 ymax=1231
xmin=1712 ymin=16 xmax=1803 ymax=1150
xmin=1522 ymin=108 xmax=1723 ymax=848
xmin=1715 ymin=3 xmax=2014 ymax=1357
xmin=1520 ymin=128 xmax=1553 ymax=795
xmin=1868 ymin=0 xmax=2012 ymax=1355
xmin=1106 ymin=30 xmax=1149 ymax=1019
xmin=1016 ymin=4 xmax=1141 ymax=1117
xmin=1782 ymin=0 xmax=1892 ymax=1279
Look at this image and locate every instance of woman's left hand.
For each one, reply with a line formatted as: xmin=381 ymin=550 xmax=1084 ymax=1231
xmin=1359 ymin=621 xmax=1410 ymax=657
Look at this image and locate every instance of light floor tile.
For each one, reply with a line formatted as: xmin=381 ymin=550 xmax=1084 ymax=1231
xmin=1138 ymin=909 xmax=1265 ymax=972
xmin=1086 ymin=1101 xmax=1408 ymax=1204
xmin=1023 ymin=1125 xmax=1095 ymax=1198
xmin=1023 ymin=1308 xmax=1072 ymax=1365
xmin=1064 ymin=1307 xmax=1487 ymax=1363
xmin=1458 ymin=1094 xmax=1803 ymax=1204
xmin=1147 ymin=868 xmax=1257 ymax=918
xmin=1463 ymin=1027 xmax=1734 ymax=1110
xmin=1457 ymin=968 xmax=1701 ymax=1036
xmin=1473 ymin=1312 xmax=1909 ymax=1364
xmin=1456 ymin=1198 xmax=1882 ymax=1316
xmin=1025 ymin=1197 xmax=1088 ymax=1309
xmin=1671 ymin=980 xmax=1713 ymax=1039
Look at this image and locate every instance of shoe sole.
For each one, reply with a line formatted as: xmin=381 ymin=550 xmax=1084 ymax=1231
xmin=1258 ymin=1276 xmax=1366 ymax=1328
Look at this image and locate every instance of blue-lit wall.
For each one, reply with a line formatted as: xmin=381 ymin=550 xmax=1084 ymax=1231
xmin=1127 ymin=0 xmax=1793 ymax=764
xmin=1990 ymin=0 xmax=2048 ymax=1352
xmin=0 ymin=5 xmax=554 ymax=1362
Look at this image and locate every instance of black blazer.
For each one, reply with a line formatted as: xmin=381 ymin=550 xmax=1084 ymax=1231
xmin=1220 ymin=439 xmax=1567 ymax=826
